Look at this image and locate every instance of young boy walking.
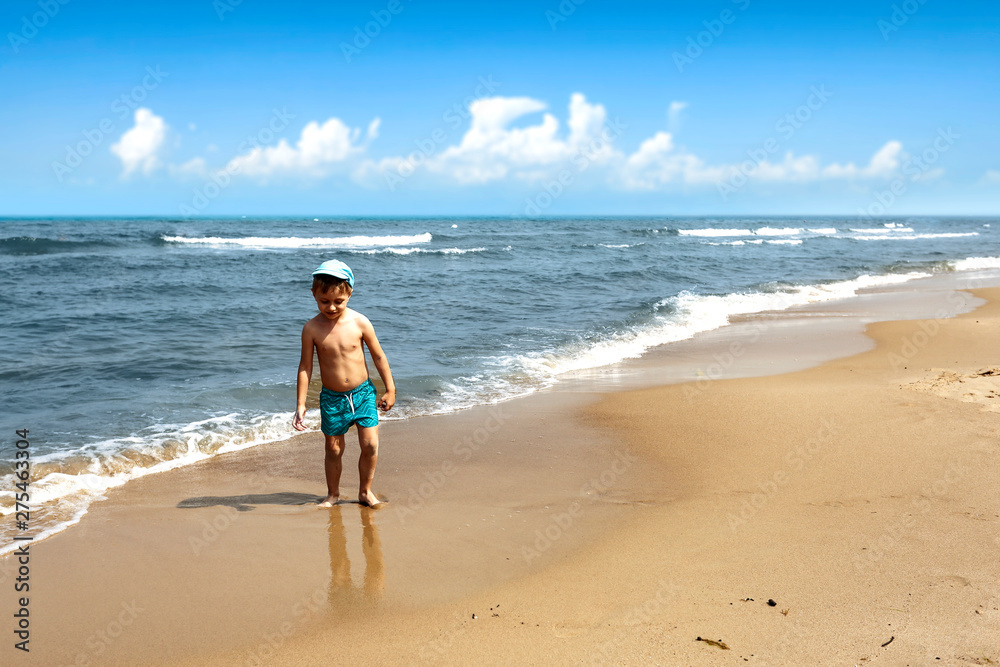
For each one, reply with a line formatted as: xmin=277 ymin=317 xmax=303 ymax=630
xmin=293 ymin=260 xmax=395 ymax=507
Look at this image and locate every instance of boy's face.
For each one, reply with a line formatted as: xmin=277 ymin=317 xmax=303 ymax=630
xmin=312 ymin=285 xmax=351 ymax=320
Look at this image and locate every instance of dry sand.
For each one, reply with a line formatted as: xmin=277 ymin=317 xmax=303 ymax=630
xmin=3 ymin=282 xmax=999 ymax=666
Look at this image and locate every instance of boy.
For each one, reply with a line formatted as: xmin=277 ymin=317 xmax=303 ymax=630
xmin=292 ymin=260 xmax=395 ymax=507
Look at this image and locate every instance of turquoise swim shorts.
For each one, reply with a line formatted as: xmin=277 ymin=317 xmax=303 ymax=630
xmin=320 ymin=379 xmax=379 ymax=436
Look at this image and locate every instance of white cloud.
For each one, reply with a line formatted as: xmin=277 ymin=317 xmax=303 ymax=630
xmin=150 ymin=94 xmax=927 ymax=197
xmin=225 ymin=117 xmax=379 ymax=179
xmin=820 ymin=140 xmax=902 ymax=179
xmin=980 ymin=169 xmax=1000 ymax=185
xmin=168 ymin=157 xmax=208 ymax=179
xmin=366 ymin=93 xmax=909 ymax=193
xmin=668 ymin=101 xmax=687 ymax=132
xmin=419 ymin=93 xmax=621 ymax=184
xmin=911 ymin=167 xmax=945 ymax=183
xmin=620 ymin=131 xmax=727 ymax=189
xmin=620 ymin=139 xmax=909 ymax=191
xmin=752 ymin=153 xmax=822 ymax=182
xmin=111 ymin=108 xmax=167 ymax=177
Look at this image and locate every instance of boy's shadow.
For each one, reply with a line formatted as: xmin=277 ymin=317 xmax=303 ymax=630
xmin=177 ymin=492 xmax=322 ymax=512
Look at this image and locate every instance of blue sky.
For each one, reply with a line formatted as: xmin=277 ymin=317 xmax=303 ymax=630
xmin=2 ymin=0 xmax=998 ymax=216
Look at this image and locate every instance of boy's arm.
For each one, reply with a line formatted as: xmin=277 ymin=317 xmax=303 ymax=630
xmin=293 ymin=324 xmax=314 ymax=431
xmin=361 ymin=318 xmax=395 ymax=411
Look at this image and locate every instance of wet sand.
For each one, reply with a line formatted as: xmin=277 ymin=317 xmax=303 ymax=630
xmin=3 ymin=277 xmax=1000 ymax=665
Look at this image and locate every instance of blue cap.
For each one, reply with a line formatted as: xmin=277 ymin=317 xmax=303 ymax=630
xmin=312 ymin=260 xmax=354 ymax=289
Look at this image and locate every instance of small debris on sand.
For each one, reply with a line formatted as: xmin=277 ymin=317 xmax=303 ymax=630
xmin=903 ymin=368 xmax=1000 ymax=413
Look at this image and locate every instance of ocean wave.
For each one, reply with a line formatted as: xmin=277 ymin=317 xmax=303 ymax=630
xmin=427 ymin=269 xmax=937 ymax=417
xmin=807 ymin=228 xmax=838 ymax=235
xmin=6 ymin=253 xmax=994 ymax=554
xmin=953 ymin=256 xmax=1000 ymax=271
xmin=705 ymin=238 xmax=802 ymax=246
xmin=678 ymin=228 xmax=754 ymax=237
xmin=848 ymin=227 xmax=915 ymax=234
xmin=522 ymin=273 xmax=922 ymax=383
xmin=850 ymin=232 xmax=978 ymax=241
xmin=574 ymin=242 xmax=646 ymax=249
xmin=681 ymin=227 xmax=807 ymax=238
xmin=161 ymin=233 xmax=433 ymax=248
xmin=0 ymin=411 xmax=311 ymax=556
xmin=754 ymin=227 xmax=804 ymax=236
xmin=348 ymin=246 xmax=487 ymax=255
xmin=0 ymin=236 xmax=118 ymax=255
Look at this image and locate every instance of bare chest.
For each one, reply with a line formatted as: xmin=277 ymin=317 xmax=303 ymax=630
xmin=315 ymin=325 xmax=364 ymax=359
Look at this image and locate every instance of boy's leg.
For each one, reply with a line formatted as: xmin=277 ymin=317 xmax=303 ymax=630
xmin=356 ymin=425 xmax=380 ymax=506
xmin=320 ymin=433 xmax=347 ymax=507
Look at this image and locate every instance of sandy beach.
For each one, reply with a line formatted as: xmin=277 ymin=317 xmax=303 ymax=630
xmin=3 ymin=276 xmax=1000 ymax=666
xmin=5 ymin=1 xmax=997 ymax=664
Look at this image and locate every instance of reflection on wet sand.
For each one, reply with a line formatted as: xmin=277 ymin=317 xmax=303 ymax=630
xmin=327 ymin=505 xmax=385 ymax=605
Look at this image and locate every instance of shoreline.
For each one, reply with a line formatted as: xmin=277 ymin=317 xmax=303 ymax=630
xmin=6 ymin=264 xmax=999 ymax=560
xmin=2 ymin=270 xmax=1000 ymax=664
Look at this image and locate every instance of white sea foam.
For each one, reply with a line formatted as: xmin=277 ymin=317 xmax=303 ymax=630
xmin=807 ymin=228 xmax=838 ymax=235
xmin=349 ymin=246 xmax=486 ymax=255
xmin=9 ymin=252 xmax=996 ymax=553
xmin=953 ymin=256 xmax=1000 ymax=271
xmin=848 ymin=227 xmax=915 ymax=234
xmin=755 ymin=227 xmax=803 ymax=236
xmin=706 ymin=238 xmax=794 ymax=246
xmin=678 ymin=228 xmax=754 ymax=237
xmin=0 ymin=499 xmax=91 ymax=558
xmin=851 ymin=232 xmax=978 ymax=241
xmin=682 ymin=227 xmax=806 ymax=238
xmin=431 ymin=270 xmax=936 ymax=416
xmin=506 ymin=271 xmax=930 ymax=381
xmin=0 ymin=410 xmax=317 ymax=556
xmin=162 ymin=233 xmax=433 ymax=248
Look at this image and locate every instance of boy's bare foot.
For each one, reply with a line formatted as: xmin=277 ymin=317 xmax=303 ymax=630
xmin=358 ymin=490 xmax=381 ymax=507
xmin=317 ymin=495 xmax=340 ymax=507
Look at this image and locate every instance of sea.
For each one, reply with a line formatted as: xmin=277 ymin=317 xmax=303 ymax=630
xmin=1 ymin=215 xmax=997 ymax=552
